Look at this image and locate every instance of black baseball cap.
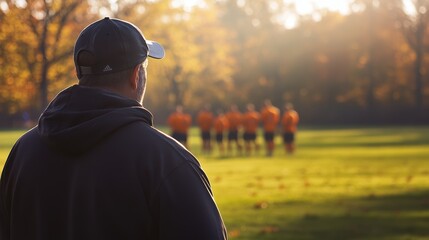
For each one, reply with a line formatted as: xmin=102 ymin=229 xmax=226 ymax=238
xmin=74 ymin=17 xmax=165 ymax=78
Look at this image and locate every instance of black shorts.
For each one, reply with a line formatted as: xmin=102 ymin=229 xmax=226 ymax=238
xmin=228 ymin=130 xmax=238 ymax=141
xmin=172 ymin=132 xmax=187 ymax=142
xmin=243 ymin=132 xmax=256 ymax=141
xmin=201 ymin=131 xmax=211 ymax=140
xmin=216 ymin=133 xmax=224 ymax=143
xmin=283 ymin=133 xmax=295 ymax=143
xmin=264 ymin=132 xmax=275 ymax=141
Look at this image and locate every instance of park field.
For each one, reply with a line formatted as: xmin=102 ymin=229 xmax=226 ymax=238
xmin=1 ymin=126 xmax=429 ymax=240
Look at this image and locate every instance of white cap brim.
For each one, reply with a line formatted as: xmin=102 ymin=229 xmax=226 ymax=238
xmin=147 ymin=40 xmax=165 ymax=59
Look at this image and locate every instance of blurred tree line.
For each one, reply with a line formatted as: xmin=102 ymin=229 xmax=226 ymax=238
xmin=0 ymin=0 xmax=428 ymax=126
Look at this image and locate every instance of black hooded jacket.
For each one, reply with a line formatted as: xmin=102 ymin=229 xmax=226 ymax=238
xmin=0 ymin=85 xmax=227 ymax=240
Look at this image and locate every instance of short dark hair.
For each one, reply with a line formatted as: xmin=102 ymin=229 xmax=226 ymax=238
xmin=78 ymin=68 xmax=134 ymax=88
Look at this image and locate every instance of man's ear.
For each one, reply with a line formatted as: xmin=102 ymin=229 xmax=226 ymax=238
xmin=129 ymin=64 xmax=140 ymax=90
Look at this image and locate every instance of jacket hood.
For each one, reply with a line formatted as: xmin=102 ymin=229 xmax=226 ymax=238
xmin=38 ymin=85 xmax=153 ymax=155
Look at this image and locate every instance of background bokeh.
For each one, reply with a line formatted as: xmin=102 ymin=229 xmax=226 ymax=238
xmin=1 ymin=0 xmax=428 ymax=127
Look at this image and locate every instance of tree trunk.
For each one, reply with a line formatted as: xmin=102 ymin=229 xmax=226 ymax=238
xmin=414 ymin=16 xmax=424 ymax=113
xmin=171 ymin=66 xmax=183 ymax=107
xmin=39 ymin=16 xmax=49 ymax=112
xmin=366 ymin=0 xmax=376 ymax=114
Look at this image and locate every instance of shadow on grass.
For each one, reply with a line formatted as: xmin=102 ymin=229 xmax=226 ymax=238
xmin=299 ymin=128 xmax=429 ymax=148
xmin=283 ymin=190 xmax=429 ymax=240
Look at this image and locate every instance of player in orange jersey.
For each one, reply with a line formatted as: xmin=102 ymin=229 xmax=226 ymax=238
xmin=197 ymin=105 xmax=214 ymax=154
xmin=225 ymin=105 xmax=243 ymax=155
xmin=168 ymin=105 xmax=192 ymax=148
xmin=281 ymin=103 xmax=300 ymax=154
xmin=242 ymin=104 xmax=260 ymax=156
xmin=260 ymin=100 xmax=280 ymax=157
xmin=213 ymin=110 xmax=229 ymax=157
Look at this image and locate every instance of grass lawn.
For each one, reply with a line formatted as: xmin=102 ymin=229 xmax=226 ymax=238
xmin=1 ymin=126 xmax=429 ymax=239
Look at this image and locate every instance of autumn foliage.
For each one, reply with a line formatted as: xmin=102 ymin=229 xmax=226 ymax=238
xmin=0 ymin=0 xmax=428 ymax=126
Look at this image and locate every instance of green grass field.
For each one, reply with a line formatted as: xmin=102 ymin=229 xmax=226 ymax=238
xmin=1 ymin=126 xmax=429 ymax=240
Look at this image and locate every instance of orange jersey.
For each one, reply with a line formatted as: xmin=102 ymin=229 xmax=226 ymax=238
xmin=197 ymin=111 xmax=213 ymax=131
xmin=214 ymin=116 xmax=229 ymax=133
xmin=260 ymin=106 xmax=280 ymax=132
xmin=282 ymin=110 xmax=299 ymax=133
xmin=242 ymin=111 xmax=260 ymax=133
xmin=168 ymin=112 xmax=192 ymax=133
xmin=225 ymin=111 xmax=242 ymax=130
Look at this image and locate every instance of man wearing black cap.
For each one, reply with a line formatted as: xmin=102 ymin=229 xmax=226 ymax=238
xmin=0 ymin=18 xmax=227 ymax=240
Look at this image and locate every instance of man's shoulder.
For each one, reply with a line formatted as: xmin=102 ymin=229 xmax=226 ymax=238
xmin=14 ymin=127 xmax=40 ymax=146
xmin=122 ymin=122 xmax=194 ymax=156
xmin=123 ymin=122 xmax=172 ymax=141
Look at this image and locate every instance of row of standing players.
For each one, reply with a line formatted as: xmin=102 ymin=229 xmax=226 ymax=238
xmin=168 ymin=100 xmax=300 ymax=157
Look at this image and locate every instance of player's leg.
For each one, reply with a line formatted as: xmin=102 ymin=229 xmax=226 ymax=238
xmin=264 ymin=132 xmax=275 ymax=156
xmin=251 ymin=133 xmax=258 ymax=155
xmin=234 ymin=131 xmax=243 ymax=155
xmin=243 ymin=132 xmax=251 ymax=155
xmin=284 ymin=132 xmax=295 ymax=154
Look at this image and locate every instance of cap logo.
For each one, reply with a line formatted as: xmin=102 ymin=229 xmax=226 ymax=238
xmin=103 ymin=65 xmax=113 ymax=72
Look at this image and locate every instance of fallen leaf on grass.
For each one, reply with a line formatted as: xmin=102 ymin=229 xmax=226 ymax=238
xmin=254 ymin=201 xmax=269 ymax=209
xmin=359 ymin=207 xmax=370 ymax=213
xmin=213 ymin=176 xmax=222 ymax=182
xmin=303 ymin=213 xmax=320 ymax=220
xmin=366 ymin=193 xmax=376 ymax=200
xmin=406 ymin=175 xmax=413 ymax=184
xmin=260 ymin=226 xmax=279 ymax=234
xmin=303 ymin=180 xmax=311 ymax=188
xmin=255 ymin=176 xmax=263 ymax=181
xmin=229 ymin=229 xmax=240 ymax=238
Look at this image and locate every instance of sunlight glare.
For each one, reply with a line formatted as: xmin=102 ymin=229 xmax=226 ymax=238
xmin=172 ymin=0 xmax=206 ymax=11
xmin=281 ymin=0 xmax=352 ymax=29
xmin=0 ymin=2 xmax=9 ymax=12
xmin=403 ymin=0 xmax=416 ymax=15
xmin=285 ymin=0 xmax=352 ymax=15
